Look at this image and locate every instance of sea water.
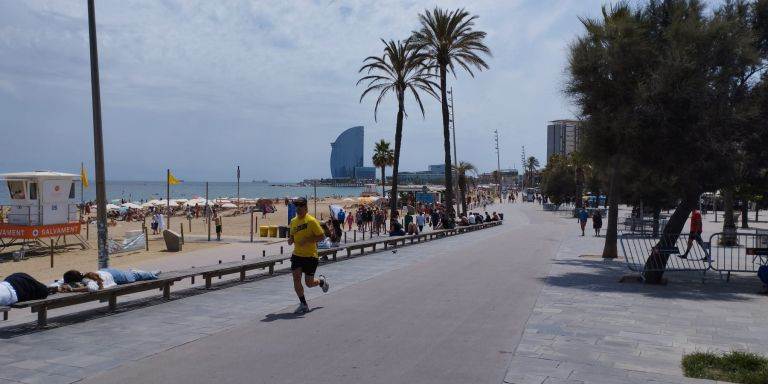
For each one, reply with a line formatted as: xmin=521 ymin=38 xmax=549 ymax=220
xmin=0 ymin=181 xmax=363 ymax=206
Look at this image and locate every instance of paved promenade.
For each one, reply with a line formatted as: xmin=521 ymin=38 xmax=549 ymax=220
xmin=0 ymin=202 xmax=766 ymax=383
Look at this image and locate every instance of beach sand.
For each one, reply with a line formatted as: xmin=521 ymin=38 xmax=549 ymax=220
xmin=0 ymin=197 xmax=363 ymax=283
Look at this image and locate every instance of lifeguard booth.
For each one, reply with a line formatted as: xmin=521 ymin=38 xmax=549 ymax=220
xmin=0 ymin=171 xmax=85 ymax=253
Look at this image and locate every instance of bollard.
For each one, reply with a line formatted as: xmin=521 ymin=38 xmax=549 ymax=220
xmin=280 ymin=246 xmax=283 ymax=254
xmin=144 ymin=226 xmax=149 ymax=251
xmin=180 ymin=223 xmax=185 ymax=245
xmin=354 ymin=230 xmax=356 ymax=242
xmin=188 ymin=217 xmax=192 ymax=232
xmin=242 ymin=254 xmax=245 ymax=260
xmin=191 ymin=266 xmax=195 ymax=284
xmin=50 ymin=239 xmax=54 ymax=268
xmin=219 ymin=260 xmax=222 ymax=279
xmin=263 ymin=250 xmax=266 ymax=257
xmin=363 ymin=229 xmax=365 ymax=240
xmin=344 ymin=232 xmax=347 ymax=244
xmin=250 ymin=210 xmax=254 ymax=243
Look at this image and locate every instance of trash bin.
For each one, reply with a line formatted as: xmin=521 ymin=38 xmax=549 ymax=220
xmin=268 ymin=225 xmax=278 ymax=238
xmin=12 ymin=250 xmax=25 ymax=262
xmin=259 ymin=225 xmax=269 ymax=237
xmin=278 ymin=226 xmax=289 ymax=238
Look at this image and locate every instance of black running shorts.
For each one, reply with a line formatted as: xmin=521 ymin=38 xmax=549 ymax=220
xmin=290 ymin=255 xmax=319 ymax=276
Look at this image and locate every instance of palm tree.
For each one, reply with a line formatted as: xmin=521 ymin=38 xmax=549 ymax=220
xmin=526 ymin=156 xmax=540 ymax=187
xmin=358 ymin=38 xmax=438 ymax=218
xmin=453 ymin=161 xmax=477 ymax=215
xmin=372 ymin=139 xmax=394 ymax=197
xmin=412 ymin=7 xmax=491 ymax=213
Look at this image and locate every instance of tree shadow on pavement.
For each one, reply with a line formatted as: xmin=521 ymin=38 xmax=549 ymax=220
xmin=261 ymin=307 xmax=324 ymax=322
xmin=540 ymin=258 xmax=763 ymax=302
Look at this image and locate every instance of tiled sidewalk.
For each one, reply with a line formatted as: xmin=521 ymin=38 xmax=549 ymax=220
xmin=503 ymin=234 xmax=768 ymax=384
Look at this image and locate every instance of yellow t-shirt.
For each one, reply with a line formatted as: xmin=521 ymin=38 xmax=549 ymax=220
xmin=290 ymin=214 xmax=324 ymax=257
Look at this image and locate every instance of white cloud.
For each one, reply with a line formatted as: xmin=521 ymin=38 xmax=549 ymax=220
xmin=0 ymin=0 xmax=608 ymax=180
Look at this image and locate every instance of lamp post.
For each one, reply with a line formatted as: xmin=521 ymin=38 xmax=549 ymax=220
xmin=448 ymin=88 xmax=460 ymax=216
xmin=87 ymin=0 xmax=109 ymax=269
xmin=494 ymin=130 xmax=502 ymax=202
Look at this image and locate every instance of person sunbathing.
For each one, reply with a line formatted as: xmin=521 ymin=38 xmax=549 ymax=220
xmin=53 ymin=268 xmax=161 ymax=293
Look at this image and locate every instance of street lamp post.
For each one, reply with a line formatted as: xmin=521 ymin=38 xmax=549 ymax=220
xmin=87 ymin=0 xmax=109 ymax=269
xmin=494 ymin=130 xmax=502 ymax=202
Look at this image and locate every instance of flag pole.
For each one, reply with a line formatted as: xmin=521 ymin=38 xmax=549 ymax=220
xmin=166 ymin=169 xmax=171 ymax=229
xmin=80 ymin=162 xmax=85 ymax=218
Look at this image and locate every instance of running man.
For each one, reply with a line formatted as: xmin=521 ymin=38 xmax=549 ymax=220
xmin=288 ymin=197 xmax=330 ymax=314
xmin=680 ymin=208 xmax=705 ymax=259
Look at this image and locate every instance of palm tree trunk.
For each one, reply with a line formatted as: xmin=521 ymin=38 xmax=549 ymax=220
xmin=439 ymin=65 xmax=454 ymax=212
xmin=602 ymin=163 xmax=620 ymax=259
xmin=390 ymin=96 xmax=405 ymax=220
xmin=381 ymin=166 xmax=385 ymax=197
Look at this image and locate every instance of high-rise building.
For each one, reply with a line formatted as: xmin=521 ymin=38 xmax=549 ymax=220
xmin=546 ymin=119 xmax=582 ymax=160
xmin=330 ymin=126 xmax=375 ymax=180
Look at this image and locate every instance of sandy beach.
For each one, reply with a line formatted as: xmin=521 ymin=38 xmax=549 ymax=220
xmin=0 ymin=197 xmax=364 ymax=283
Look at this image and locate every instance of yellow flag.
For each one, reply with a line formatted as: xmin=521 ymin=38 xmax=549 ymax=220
xmin=168 ymin=170 xmax=180 ymax=185
xmin=81 ymin=163 xmax=89 ymax=190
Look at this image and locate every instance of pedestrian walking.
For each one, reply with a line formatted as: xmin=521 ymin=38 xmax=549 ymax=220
xmin=578 ymin=208 xmax=589 ymax=236
xmin=287 ymin=197 xmax=329 ymax=314
xmin=592 ymin=210 xmax=603 ymax=237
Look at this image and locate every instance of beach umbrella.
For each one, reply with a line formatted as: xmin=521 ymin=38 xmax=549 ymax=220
xmin=175 ymin=198 xmax=188 ymax=203
xmin=141 ymin=202 xmax=154 ymax=208
xmin=221 ymin=203 xmax=237 ymax=209
xmin=121 ymin=203 xmax=143 ymax=209
xmin=342 ymin=197 xmax=355 ymax=202
xmin=148 ymin=199 xmax=163 ymax=206
xmin=106 ymin=204 xmax=120 ymax=211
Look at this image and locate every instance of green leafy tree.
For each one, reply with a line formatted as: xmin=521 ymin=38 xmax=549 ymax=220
xmin=453 ymin=161 xmax=477 ymax=215
xmin=372 ymin=139 xmax=395 ymax=197
xmin=412 ymin=7 xmax=491 ymax=213
xmin=358 ymin=38 xmax=438 ymax=218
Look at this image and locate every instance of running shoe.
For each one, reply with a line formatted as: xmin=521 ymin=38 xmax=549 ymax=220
xmin=319 ymin=275 xmax=330 ymax=293
xmin=294 ymin=303 xmax=309 ymax=314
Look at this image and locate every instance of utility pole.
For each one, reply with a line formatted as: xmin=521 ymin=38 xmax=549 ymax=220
xmin=495 ymin=130 xmax=503 ymax=200
xmin=448 ymin=88 xmax=460 ymax=216
xmin=87 ymin=0 xmax=109 ymax=269
xmin=237 ymin=165 xmax=240 ymax=210
xmin=521 ymin=146 xmax=526 ymax=189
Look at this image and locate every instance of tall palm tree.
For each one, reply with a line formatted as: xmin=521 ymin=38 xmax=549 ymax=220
xmin=412 ymin=7 xmax=491 ymax=214
xmin=372 ymin=139 xmax=395 ymax=197
xmin=358 ymin=38 xmax=438 ymax=218
xmin=453 ymin=161 xmax=477 ymax=215
xmin=526 ymin=156 xmax=540 ymax=187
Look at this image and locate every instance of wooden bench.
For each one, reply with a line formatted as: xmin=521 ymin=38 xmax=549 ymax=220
xmin=1 ymin=306 xmax=9 ymax=321
xmin=11 ymin=274 xmax=185 ymax=327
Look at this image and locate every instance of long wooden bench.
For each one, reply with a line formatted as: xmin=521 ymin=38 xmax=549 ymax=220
xmin=6 ymin=220 xmax=503 ymax=327
xmin=11 ymin=274 xmax=186 ymax=327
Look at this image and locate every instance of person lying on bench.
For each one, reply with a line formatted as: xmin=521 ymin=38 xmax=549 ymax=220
xmin=0 ymin=272 xmax=53 ymax=306
xmin=54 ymin=268 xmax=161 ymax=293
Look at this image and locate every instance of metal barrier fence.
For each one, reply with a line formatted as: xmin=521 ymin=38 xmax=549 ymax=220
xmin=620 ymin=230 xmax=768 ymax=282
xmin=619 ymin=233 xmax=710 ymax=281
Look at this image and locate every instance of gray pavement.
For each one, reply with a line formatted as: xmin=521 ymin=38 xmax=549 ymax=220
xmin=0 ymin=202 xmax=766 ymax=383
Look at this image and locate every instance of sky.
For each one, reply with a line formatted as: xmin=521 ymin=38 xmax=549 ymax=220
xmin=0 ymin=0 xmax=613 ymax=182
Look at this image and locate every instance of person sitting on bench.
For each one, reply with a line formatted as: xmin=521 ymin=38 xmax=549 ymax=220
xmin=54 ymin=268 xmax=161 ymax=293
xmin=0 ymin=273 xmax=53 ymax=306
xmin=389 ymin=220 xmax=406 ymax=236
